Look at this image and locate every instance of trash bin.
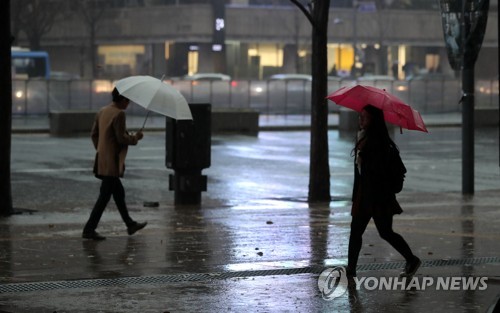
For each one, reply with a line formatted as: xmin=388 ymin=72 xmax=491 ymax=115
xmin=166 ymin=103 xmax=211 ymax=205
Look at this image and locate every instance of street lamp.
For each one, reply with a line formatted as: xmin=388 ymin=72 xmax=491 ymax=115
xmin=438 ymin=0 xmax=490 ymax=195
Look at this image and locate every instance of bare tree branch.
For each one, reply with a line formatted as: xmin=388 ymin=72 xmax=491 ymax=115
xmin=75 ymin=0 xmax=109 ymax=78
xmin=13 ymin=0 xmax=68 ymax=50
xmin=289 ymin=0 xmax=316 ymax=28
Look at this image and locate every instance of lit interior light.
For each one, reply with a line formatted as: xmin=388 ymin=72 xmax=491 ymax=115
xmin=212 ymin=44 xmax=223 ymax=52
xmin=215 ymin=18 xmax=225 ymax=31
xmin=248 ymin=49 xmax=258 ymax=56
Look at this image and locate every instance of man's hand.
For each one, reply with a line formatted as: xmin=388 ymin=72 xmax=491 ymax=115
xmin=136 ymin=130 xmax=144 ymax=141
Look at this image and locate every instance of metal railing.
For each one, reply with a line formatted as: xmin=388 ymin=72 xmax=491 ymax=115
xmin=11 ymin=78 xmax=499 ymax=116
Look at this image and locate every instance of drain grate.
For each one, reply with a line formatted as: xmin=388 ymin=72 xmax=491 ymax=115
xmin=356 ymin=256 xmax=500 ymax=272
xmin=0 ymin=256 xmax=498 ymax=294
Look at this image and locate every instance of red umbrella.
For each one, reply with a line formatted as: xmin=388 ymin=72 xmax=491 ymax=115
xmin=327 ymin=85 xmax=428 ymax=133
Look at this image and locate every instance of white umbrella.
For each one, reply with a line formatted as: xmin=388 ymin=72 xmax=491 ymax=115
xmin=115 ymin=75 xmax=192 ymax=127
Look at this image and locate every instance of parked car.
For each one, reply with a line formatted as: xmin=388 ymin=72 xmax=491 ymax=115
xmin=357 ymin=75 xmax=395 ymax=81
xmin=264 ymin=74 xmax=312 ymax=114
xmin=177 ymin=73 xmax=232 ymax=106
xmin=328 ymin=76 xmax=344 ymax=81
xmin=50 ymin=71 xmax=81 ymax=80
xmin=268 ymin=73 xmax=345 ymax=82
xmin=403 ymin=72 xmax=460 ymax=112
xmin=268 ymin=73 xmax=312 ymax=81
xmin=476 ymin=79 xmax=499 ymax=108
xmin=406 ymin=72 xmax=454 ymax=81
xmin=183 ymin=73 xmax=231 ymax=81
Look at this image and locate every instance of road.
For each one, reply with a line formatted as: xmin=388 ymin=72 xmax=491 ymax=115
xmin=1 ymin=126 xmax=499 ymax=312
xmin=10 ymin=126 xmax=500 ymax=210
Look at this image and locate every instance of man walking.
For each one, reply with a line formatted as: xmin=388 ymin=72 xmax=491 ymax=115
xmin=82 ymin=88 xmax=147 ymax=240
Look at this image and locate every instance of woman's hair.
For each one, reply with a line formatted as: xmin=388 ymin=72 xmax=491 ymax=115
xmin=355 ymin=104 xmax=396 ymax=152
xmin=363 ymin=105 xmax=389 ymax=138
xmin=112 ymin=87 xmax=126 ymax=103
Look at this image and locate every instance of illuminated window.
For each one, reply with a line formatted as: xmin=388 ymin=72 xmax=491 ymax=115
xmin=426 ymin=54 xmax=440 ymax=71
xmin=165 ymin=42 xmax=171 ymax=60
xmin=97 ymin=45 xmax=146 ymax=77
xmin=327 ymin=43 xmax=354 ymax=72
xmin=248 ymin=48 xmax=258 ymax=56
xmin=247 ymin=44 xmax=283 ymax=67
xmin=188 ymin=51 xmax=198 ymax=75
xmin=98 ymin=45 xmax=145 ymax=67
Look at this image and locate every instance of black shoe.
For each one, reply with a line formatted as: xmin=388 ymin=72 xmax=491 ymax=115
xmin=127 ymin=221 xmax=147 ymax=235
xmin=400 ymin=256 xmax=421 ymax=277
xmin=82 ymin=231 xmax=106 ymax=241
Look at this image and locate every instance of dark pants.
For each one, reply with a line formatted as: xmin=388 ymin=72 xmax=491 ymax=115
xmin=348 ymin=214 xmax=415 ymax=270
xmin=83 ymin=177 xmax=134 ymax=233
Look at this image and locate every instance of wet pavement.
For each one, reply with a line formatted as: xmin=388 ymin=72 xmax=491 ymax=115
xmin=1 ymin=114 xmax=500 ymax=312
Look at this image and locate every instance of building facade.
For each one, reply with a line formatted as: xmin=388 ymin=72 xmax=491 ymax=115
xmin=13 ymin=1 xmax=499 ymax=80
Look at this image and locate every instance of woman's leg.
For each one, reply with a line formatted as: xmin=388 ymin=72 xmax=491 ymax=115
xmin=347 ymin=215 xmax=371 ymax=273
xmin=373 ymin=214 xmax=414 ymax=261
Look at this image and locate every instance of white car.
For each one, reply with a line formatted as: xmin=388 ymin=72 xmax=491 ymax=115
xmin=357 ymin=75 xmax=395 ymax=81
xmin=268 ymin=74 xmax=344 ymax=82
xmin=268 ymin=74 xmax=312 ymax=81
xmin=183 ymin=73 xmax=231 ymax=81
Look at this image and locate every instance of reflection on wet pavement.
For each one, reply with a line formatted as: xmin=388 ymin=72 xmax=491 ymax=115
xmin=1 ymin=129 xmax=500 ymax=311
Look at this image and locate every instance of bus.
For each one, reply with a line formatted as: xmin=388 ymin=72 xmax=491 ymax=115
xmin=11 ymin=49 xmax=51 ymax=79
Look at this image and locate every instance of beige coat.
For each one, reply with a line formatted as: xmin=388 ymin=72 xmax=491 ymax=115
xmin=91 ymin=103 xmax=139 ymax=178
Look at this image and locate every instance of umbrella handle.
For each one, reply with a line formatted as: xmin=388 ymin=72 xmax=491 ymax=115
xmin=141 ymin=111 xmax=151 ymax=131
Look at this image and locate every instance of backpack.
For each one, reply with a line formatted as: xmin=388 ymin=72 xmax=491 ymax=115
xmin=387 ymin=144 xmax=407 ymax=193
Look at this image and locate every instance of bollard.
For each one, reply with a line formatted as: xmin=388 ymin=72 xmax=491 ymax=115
xmin=338 ymin=108 xmax=359 ymax=132
xmin=165 ymin=103 xmax=211 ymax=205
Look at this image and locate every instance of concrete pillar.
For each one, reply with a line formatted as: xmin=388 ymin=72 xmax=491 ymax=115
xmin=152 ymin=43 xmax=166 ymax=78
xmin=282 ymin=44 xmax=298 ymax=73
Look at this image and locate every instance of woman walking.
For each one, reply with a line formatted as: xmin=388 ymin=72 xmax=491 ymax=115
xmin=347 ymin=105 xmax=420 ymax=277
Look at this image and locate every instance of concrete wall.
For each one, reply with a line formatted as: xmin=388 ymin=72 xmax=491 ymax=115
xmin=40 ymin=6 xmax=498 ymax=46
xmin=19 ymin=5 xmax=498 ymax=79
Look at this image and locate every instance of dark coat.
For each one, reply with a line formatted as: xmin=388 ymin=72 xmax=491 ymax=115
xmin=351 ymin=139 xmax=403 ymax=218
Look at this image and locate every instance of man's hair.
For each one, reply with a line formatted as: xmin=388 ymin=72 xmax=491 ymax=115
xmin=112 ymin=87 xmax=127 ymax=102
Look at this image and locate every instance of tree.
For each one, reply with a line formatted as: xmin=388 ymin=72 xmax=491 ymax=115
xmin=374 ymin=0 xmax=391 ymax=75
xmin=11 ymin=0 xmax=67 ymax=50
xmin=290 ymin=0 xmax=331 ymax=202
xmin=75 ymin=0 xmax=108 ymax=78
xmin=0 ymin=0 xmax=14 ymax=216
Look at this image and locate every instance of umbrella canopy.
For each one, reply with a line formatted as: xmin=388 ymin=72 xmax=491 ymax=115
xmin=115 ymin=75 xmax=192 ymax=120
xmin=327 ymin=85 xmax=428 ymax=133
